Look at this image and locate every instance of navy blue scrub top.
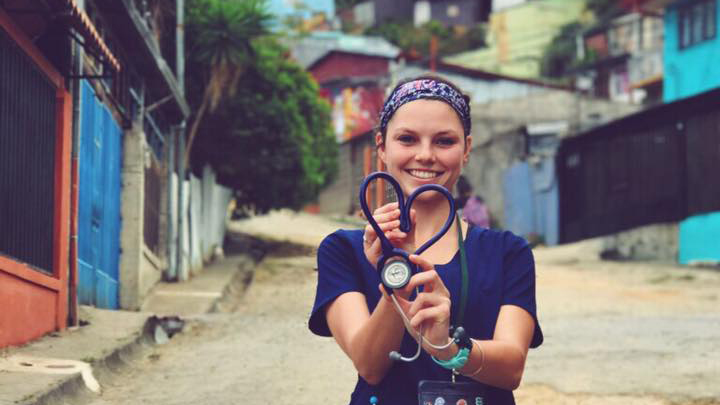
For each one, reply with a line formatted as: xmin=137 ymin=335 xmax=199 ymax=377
xmin=309 ymin=226 xmax=543 ymax=405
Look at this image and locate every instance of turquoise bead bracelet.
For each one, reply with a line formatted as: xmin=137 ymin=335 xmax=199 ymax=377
xmin=431 ymin=346 xmax=470 ymax=370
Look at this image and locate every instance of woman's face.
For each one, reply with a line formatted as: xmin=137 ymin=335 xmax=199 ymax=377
xmin=377 ymin=99 xmax=472 ymax=200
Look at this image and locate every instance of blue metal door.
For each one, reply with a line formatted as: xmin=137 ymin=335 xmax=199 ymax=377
xmin=503 ymin=162 xmax=536 ymax=238
xmin=78 ymin=81 xmax=122 ymax=309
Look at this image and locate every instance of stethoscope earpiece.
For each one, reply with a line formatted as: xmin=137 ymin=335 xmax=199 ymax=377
xmin=388 ymin=351 xmax=403 ymax=361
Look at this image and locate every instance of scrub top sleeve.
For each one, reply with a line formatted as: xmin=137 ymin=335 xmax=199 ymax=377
xmin=500 ymin=233 xmax=544 ymax=348
xmin=309 ymin=231 xmax=364 ymax=337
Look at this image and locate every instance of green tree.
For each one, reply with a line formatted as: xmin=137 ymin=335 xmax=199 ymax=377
xmin=189 ymin=37 xmax=338 ymax=214
xmin=365 ymin=21 xmax=485 ymax=59
xmin=539 ymin=21 xmax=583 ymax=79
xmin=184 ymin=0 xmax=273 ymax=165
xmin=540 ymin=0 xmax=623 ymax=79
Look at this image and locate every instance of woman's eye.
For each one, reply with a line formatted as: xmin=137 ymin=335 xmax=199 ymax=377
xmin=397 ymin=135 xmax=415 ymax=143
xmin=436 ymin=138 xmax=457 ymax=146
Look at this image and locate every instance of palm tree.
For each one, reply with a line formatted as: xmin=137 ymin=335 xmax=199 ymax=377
xmin=185 ymin=0 xmax=273 ymax=165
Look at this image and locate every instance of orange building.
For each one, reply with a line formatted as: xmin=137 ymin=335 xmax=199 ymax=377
xmin=0 ymin=1 xmax=116 ymax=348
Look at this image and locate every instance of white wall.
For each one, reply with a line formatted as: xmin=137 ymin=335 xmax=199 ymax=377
xmin=178 ymin=165 xmax=233 ymax=280
xmin=492 ymin=0 xmax=528 ymax=12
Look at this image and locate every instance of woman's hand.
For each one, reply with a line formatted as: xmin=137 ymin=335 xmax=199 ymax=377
xmin=393 ymin=254 xmax=453 ymax=358
xmin=362 ymin=202 xmax=415 ymax=269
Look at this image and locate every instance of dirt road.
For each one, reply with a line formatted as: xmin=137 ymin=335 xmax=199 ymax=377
xmin=82 ymin=212 xmax=720 ymax=404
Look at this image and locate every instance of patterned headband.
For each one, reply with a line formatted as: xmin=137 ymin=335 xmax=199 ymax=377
xmin=379 ymin=79 xmax=471 ymax=136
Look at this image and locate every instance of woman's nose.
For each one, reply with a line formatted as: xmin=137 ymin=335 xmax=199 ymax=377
xmin=414 ymin=142 xmax=435 ymax=163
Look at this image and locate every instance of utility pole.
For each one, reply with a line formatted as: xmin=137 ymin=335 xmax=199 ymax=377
xmin=174 ymin=0 xmax=188 ymax=281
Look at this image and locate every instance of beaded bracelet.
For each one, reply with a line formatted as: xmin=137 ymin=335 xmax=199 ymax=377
xmin=431 ymin=346 xmax=470 ymax=370
xmin=460 ymin=339 xmax=485 ymax=377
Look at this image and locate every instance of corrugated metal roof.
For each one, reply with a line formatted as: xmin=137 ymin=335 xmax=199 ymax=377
xmin=290 ymin=31 xmax=400 ymax=68
xmin=51 ymin=0 xmax=121 ymax=71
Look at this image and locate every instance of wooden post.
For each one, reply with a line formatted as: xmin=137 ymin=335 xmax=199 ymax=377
xmin=376 ymin=153 xmax=385 ymax=208
xmin=364 ymin=145 xmax=372 ymax=210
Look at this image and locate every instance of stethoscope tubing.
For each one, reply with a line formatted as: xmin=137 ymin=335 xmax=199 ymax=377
xmin=359 ymin=172 xmax=456 ymax=261
xmin=359 ymin=172 xmax=457 ymax=362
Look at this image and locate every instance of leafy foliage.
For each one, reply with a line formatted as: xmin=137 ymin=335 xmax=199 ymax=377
xmin=187 ymin=0 xmax=272 ymax=110
xmin=539 ymin=0 xmax=621 ymax=79
xmin=184 ymin=0 xmax=273 ymax=168
xmin=539 ymin=22 xmax=583 ymax=79
xmin=586 ymin=0 xmax=623 ymax=26
xmin=188 ymin=38 xmax=337 ymax=213
xmin=365 ymin=20 xmax=486 ymax=59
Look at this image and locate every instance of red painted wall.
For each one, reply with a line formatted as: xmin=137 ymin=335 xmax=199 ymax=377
xmin=0 ymin=8 xmax=71 ymax=348
xmin=0 ymin=271 xmax=58 ymax=346
xmin=310 ymin=52 xmax=390 ymax=84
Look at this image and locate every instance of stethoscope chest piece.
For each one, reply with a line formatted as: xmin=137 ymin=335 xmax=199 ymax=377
xmin=380 ymin=258 xmax=412 ymax=291
xmin=359 ymin=172 xmax=459 ymax=364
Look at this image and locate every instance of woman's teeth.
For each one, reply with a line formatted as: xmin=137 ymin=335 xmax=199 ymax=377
xmin=408 ymin=170 xmax=440 ymax=179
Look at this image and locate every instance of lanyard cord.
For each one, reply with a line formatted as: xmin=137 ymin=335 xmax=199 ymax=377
xmin=454 ymin=213 xmax=469 ymax=328
xmin=389 ymin=214 xmax=469 ymax=352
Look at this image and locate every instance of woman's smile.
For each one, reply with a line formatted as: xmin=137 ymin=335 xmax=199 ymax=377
xmin=406 ymin=169 xmax=443 ymax=180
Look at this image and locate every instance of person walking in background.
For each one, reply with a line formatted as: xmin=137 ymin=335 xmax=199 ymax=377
xmin=456 ymin=175 xmax=491 ymax=228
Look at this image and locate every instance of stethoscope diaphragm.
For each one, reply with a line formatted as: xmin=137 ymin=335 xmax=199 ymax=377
xmin=381 ymin=258 xmax=412 ymax=290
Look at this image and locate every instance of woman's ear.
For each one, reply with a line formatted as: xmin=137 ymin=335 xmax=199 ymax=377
xmin=375 ymin=132 xmax=386 ymax=162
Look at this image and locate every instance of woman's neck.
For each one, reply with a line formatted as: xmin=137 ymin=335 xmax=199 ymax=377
xmin=409 ymin=196 xmax=455 ymax=246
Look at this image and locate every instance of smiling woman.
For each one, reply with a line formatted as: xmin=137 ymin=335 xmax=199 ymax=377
xmin=309 ymin=75 xmax=543 ymax=405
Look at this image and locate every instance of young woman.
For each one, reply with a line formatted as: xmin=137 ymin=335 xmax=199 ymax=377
xmin=309 ymin=76 xmax=543 ymax=405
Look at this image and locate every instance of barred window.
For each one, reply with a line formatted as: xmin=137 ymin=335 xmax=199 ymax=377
xmin=679 ymin=0 xmax=716 ymax=48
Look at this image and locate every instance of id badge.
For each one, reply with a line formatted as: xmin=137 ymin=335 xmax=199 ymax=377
xmin=418 ymin=380 xmax=487 ymax=405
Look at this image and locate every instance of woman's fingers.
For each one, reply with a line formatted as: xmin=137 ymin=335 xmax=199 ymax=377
xmin=409 ymin=254 xmax=433 ymax=271
xmin=373 ymin=202 xmax=399 ymax=216
xmin=409 ymin=305 xmax=451 ymax=330
xmin=365 ymin=220 xmax=402 ymax=234
xmin=372 ymin=208 xmax=401 ymax=224
xmin=399 ymin=255 xmax=449 ymax=295
xmin=406 ymin=291 xmax=451 ymax=319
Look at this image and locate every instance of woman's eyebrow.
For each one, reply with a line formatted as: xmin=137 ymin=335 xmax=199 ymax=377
xmin=434 ymin=130 xmax=460 ymax=136
xmin=392 ymin=127 xmax=419 ymax=134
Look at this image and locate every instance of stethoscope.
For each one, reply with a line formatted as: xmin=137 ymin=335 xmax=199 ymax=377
xmin=359 ymin=172 xmax=465 ymax=362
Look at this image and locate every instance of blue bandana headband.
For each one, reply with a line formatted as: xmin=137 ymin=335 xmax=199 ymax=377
xmin=379 ymin=79 xmax=471 ymax=136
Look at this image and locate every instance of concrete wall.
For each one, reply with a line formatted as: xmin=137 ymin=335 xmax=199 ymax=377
xmin=318 ymin=135 xmax=380 ymax=215
xmin=600 ymin=222 xmax=679 ymax=262
xmin=120 ymin=123 xmax=163 ymax=310
xmin=318 ymin=141 xmax=354 ymax=214
xmin=462 ymin=90 xmax=638 ymax=227
xmin=664 ymin=1 xmax=720 ymax=102
xmin=181 ymin=166 xmax=232 ymax=279
xmin=392 ymin=63 xmax=552 ymax=104
xmin=470 ymin=89 xmax=640 ymax=142
xmin=464 ymin=127 xmax=524 ymax=226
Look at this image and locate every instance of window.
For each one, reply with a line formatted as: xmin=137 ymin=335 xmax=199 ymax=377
xmin=678 ymin=0 xmax=716 ymax=48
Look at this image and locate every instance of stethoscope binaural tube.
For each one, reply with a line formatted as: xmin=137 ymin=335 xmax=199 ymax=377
xmin=358 ymin=172 xmax=457 ymax=363
xmin=358 ymin=172 xmax=456 ymax=295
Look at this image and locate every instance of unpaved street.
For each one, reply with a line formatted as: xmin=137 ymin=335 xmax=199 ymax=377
xmin=81 ymin=213 xmax=720 ymax=405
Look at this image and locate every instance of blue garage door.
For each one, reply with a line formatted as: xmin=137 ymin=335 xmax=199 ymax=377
xmin=78 ymin=81 xmax=122 ymax=308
